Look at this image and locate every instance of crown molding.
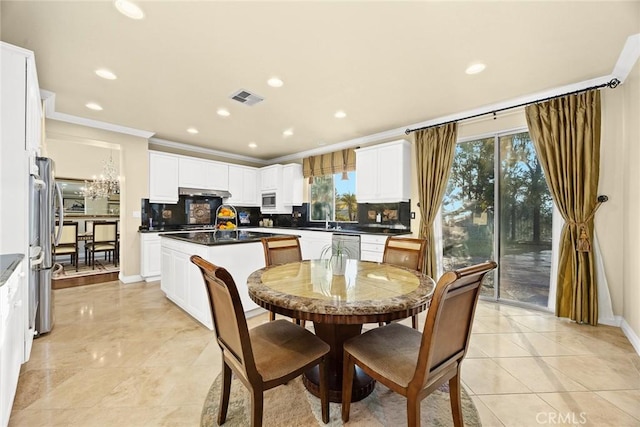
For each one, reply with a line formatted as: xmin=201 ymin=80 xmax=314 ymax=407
xmin=148 ymin=137 xmax=269 ymax=165
xmin=613 ymin=33 xmax=640 ymax=82
xmin=41 ymin=90 xmax=155 ymax=139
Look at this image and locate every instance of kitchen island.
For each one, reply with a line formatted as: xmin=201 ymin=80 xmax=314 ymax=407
xmin=160 ymin=230 xmax=294 ymax=329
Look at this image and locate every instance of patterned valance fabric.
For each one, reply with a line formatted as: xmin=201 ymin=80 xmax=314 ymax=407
xmin=302 ymin=149 xmax=356 ymax=181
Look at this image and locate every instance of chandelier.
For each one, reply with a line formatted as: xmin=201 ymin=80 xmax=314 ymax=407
xmin=81 ymin=154 xmax=120 ymax=200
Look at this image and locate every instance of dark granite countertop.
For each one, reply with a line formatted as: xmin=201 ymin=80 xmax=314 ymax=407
xmin=1 ymin=253 xmax=24 ymax=287
xmin=161 ymin=230 xmax=296 ymax=246
xmin=141 ymin=224 xmax=410 ymax=236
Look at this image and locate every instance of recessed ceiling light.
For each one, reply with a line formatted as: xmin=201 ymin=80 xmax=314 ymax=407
xmin=334 ymin=110 xmax=347 ymax=119
xmin=248 ymin=142 xmax=257 ymax=148
xmin=267 ymin=77 xmax=284 ymax=88
xmin=114 ymin=0 xmax=144 ymax=20
xmin=217 ymin=108 xmax=230 ymax=117
xmin=187 ymin=127 xmax=199 ymax=134
xmin=95 ymin=68 xmax=117 ymax=80
xmin=465 ymin=63 xmax=486 ymax=75
xmin=85 ymin=102 xmax=103 ymax=111
xmin=283 ymin=129 xmax=294 ymax=137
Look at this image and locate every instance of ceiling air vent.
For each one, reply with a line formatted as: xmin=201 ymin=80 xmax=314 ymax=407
xmin=229 ymin=89 xmax=264 ymax=106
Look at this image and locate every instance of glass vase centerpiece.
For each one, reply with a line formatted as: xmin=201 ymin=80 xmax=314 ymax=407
xmin=320 ymin=241 xmax=354 ymax=276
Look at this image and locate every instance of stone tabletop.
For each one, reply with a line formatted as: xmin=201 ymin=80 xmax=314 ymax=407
xmin=247 ymin=259 xmax=436 ymax=324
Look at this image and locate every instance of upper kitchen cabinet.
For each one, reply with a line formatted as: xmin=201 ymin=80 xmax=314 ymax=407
xmin=227 ymin=165 xmax=259 ymax=206
xmin=149 ymin=151 xmax=179 ymax=203
xmin=282 ymin=164 xmax=303 ymax=206
xmin=178 ymin=157 xmax=229 ymax=191
xmin=355 ymin=139 xmax=411 ymax=203
xmin=260 ymin=164 xmax=280 ymax=191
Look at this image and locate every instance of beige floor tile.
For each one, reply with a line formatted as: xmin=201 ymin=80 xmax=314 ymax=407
xmin=539 ymin=391 xmax=640 ymax=427
xmin=596 ymin=390 xmax=640 ymax=421
xmin=468 ymin=333 xmax=533 ymax=357
xmin=470 ymin=395 xmax=505 ymax=427
xmin=493 ymin=357 xmax=587 ymax=392
xmin=9 ymin=280 xmax=639 ymax=427
xmin=478 ymin=394 xmax=565 ymax=427
xmin=96 ymin=366 xmax=190 ymax=408
xmin=26 ymin=367 xmax=136 ymax=409
xmin=503 ymin=332 xmax=584 ymax=356
xmin=541 ymin=354 xmax=640 ymax=391
xmin=461 ymin=358 xmax=532 ymax=395
xmin=472 ymin=316 xmax=535 ymax=334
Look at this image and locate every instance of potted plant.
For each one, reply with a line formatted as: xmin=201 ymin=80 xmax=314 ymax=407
xmin=320 ymin=241 xmax=353 ymax=276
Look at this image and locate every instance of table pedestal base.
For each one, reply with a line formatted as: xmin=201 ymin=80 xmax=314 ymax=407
xmin=303 ymin=322 xmax=375 ymax=403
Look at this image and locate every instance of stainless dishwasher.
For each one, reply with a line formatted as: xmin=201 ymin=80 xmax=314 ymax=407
xmin=332 ymin=233 xmax=361 ymax=260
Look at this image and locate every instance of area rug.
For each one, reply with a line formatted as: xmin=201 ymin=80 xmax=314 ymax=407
xmin=52 ymin=260 xmax=119 ymax=280
xmin=201 ymin=374 xmax=481 ymax=426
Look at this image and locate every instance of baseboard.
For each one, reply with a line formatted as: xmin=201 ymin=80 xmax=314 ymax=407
xmin=620 ymin=318 xmax=640 ymax=356
xmin=599 ymin=314 xmax=622 ymax=327
xmin=119 ymin=273 xmax=143 ymax=284
xmin=144 ymin=275 xmax=160 ymax=283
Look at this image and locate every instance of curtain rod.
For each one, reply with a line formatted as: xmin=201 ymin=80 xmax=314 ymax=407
xmin=405 ymin=78 xmax=621 ymax=135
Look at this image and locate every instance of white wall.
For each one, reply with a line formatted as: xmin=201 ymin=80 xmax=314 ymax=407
xmin=621 ymin=60 xmax=640 ymax=343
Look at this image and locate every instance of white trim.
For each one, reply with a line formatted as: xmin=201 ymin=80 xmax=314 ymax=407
xmin=118 ymin=273 xmax=144 ymax=284
xmin=599 ymin=314 xmax=622 ymax=327
xmin=612 ymin=33 xmax=640 ymax=83
xmin=149 ymin=137 xmax=269 ymax=165
xmin=41 ymin=90 xmax=155 ymax=139
xmin=0 ymin=41 xmax=35 ymax=58
xmin=143 ymin=275 xmax=160 ymax=283
xmin=620 ymin=317 xmax=640 ymax=356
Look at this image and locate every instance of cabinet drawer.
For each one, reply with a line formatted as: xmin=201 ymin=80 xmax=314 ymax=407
xmin=360 ymin=234 xmax=389 ymax=245
xmin=360 ymin=242 xmax=384 ymax=252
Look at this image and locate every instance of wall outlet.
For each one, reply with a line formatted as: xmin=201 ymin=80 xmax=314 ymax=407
xmin=411 ymin=212 xmax=415 ymax=219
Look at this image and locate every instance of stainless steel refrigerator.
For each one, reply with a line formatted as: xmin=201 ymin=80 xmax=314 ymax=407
xmin=29 ymin=157 xmax=63 ymax=336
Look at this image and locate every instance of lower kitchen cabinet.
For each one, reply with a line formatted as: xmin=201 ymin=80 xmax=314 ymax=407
xmin=159 ymin=236 xmax=264 ymax=329
xmin=244 ymin=228 xmax=332 ymax=260
xmin=0 ymin=259 xmax=25 ymax=427
xmin=140 ymin=233 xmax=162 ymax=281
xmin=360 ymin=234 xmax=389 ymax=262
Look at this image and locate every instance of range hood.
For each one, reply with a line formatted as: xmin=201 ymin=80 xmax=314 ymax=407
xmin=179 ymin=187 xmax=232 ymax=198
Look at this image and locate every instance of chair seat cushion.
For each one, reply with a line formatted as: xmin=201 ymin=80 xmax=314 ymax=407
xmin=344 ymin=322 xmax=421 ymax=388
xmin=55 ymin=246 xmax=77 ymax=255
xmin=250 ymin=319 xmax=329 ymax=383
xmin=87 ymin=243 xmax=115 ymax=251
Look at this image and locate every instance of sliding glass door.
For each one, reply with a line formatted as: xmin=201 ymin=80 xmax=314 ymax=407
xmin=441 ymin=131 xmax=553 ymax=308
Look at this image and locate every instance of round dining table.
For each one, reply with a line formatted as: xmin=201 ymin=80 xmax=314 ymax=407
xmin=247 ymin=259 xmax=436 ymax=403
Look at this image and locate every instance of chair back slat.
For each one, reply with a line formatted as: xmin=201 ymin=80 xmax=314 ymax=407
xmin=56 ymin=222 xmax=78 ymax=245
xmin=413 ymin=261 xmax=497 ymax=387
xmin=93 ymin=222 xmax=117 ymax=243
xmin=382 ymin=237 xmax=427 ymax=272
xmin=261 ymin=236 xmax=302 ymax=266
xmin=191 ymin=255 xmax=259 ymax=380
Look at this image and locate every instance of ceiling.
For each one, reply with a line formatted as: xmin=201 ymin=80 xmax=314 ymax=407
xmin=1 ymin=1 xmax=638 ymax=162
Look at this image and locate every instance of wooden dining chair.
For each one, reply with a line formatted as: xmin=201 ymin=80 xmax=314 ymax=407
xmin=190 ymin=255 xmax=330 ymax=426
xmin=260 ymin=235 xmax=304 ymax=324
xmin=342 ymin=261 xmax=497 ymax=427
xmin=86 ymin=221 xmax=118 ymax=269
xmin=381 ymin=236 xmax=428 ymax=329
xmin=54 ymin=222 xmax=79 ymax=271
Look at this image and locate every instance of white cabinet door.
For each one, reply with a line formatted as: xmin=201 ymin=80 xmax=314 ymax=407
xmin=242 ymin=167 xmax=259 ymax=206
xmin=178 ymin=157 xmax=208 ymax=188
xmin=355 ymin=140 xmax=411 ymax=203
xmin=149 ymin=152 xmax=179 ymax=203
xmin=282 ymin=164 xmax=303 ymax=205
xmin=160 ymin=246 xmax=174 ymax=295
xmin=355 ymin=148 xmax=378 ymax=202
xmin=228 ymin=165 xmax=259 ymax=206
xmin=260 ymin=166 xmax=280 ymax=190
xmin=140 ymin=234 xmax=161 ymax=280
xmin=360 ymin=234 xmax=388 ymax=262
xmin=205 ymin=161 xmax=229 ymax=190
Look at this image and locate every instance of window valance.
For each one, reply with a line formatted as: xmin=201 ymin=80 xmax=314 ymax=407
xmin=302 ymin=148 xmax=356 ymax=182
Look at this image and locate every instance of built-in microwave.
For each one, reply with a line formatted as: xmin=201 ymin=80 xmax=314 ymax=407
xmin=261 ymin=192 xmax=276 ymax=209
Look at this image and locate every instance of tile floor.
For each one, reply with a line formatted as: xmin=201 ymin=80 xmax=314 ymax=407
xmin=9 ymin=280 xmax=640 ymax=426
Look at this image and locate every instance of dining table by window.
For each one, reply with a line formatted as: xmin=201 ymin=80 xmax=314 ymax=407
xmin=247 ymin=259 xmax=436 ymax=403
